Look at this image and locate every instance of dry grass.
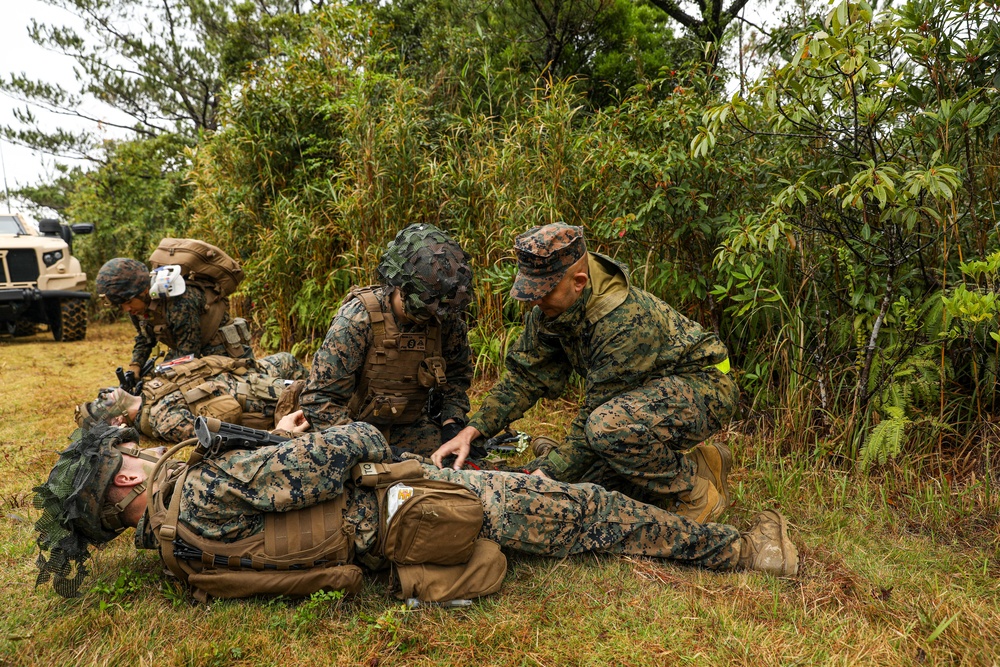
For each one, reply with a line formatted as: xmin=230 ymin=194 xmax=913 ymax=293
xmin=1 ymin=322 xmax=999 ymax=666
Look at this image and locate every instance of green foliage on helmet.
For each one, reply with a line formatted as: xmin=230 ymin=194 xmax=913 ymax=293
xmin=33 ymin=424 xmax=141 ymax=597
xmin=377 ymin=223 xmax=473 ymax=321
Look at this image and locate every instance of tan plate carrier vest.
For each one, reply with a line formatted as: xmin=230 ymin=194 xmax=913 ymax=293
xmin=139 ymin=356 xmax=285 ymax=434
xmin=148 ymin=457 xmax=505 ymax=603
xmin=346 ymin=286 xmax=448 ymax=426
xmin=149 ymin=461 xmax=363 ymax=603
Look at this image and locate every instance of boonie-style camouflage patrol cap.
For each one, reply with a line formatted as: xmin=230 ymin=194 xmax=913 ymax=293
xmin=95 ymin=258 xmax=150 ymax=305
xmin=33 ymin=424 xmax=141 ymax=597
xmin=378 ymin=223 xmax=473 ymax=322
xmin=510 ymin=223 xmax=587 ymax=301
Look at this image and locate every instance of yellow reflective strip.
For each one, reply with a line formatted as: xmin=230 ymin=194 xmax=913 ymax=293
xmin=713 ymin=358 xmax=731 ymax=374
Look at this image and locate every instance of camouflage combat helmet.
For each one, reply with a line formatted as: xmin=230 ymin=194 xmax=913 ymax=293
xmin=33 ymin=424 xmax=143 ymax=597
xmin=377 ymin=224 xmax=473 ymax=322
xmin=96 ymin=258 xmax=150 ymax=305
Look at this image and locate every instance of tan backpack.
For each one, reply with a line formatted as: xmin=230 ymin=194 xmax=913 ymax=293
xmin=149 ymin=238 xmax=244 ymax=297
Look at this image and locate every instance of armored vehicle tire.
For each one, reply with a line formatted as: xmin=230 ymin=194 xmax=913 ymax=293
xmin=52 ymin=298 xmax=88 ymax=342
xmin=13 ymin=320 xmax=37 ymax=337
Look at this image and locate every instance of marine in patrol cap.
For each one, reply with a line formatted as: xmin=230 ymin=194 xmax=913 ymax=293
xmin=510 ymin=223 xmax=587 ymax=301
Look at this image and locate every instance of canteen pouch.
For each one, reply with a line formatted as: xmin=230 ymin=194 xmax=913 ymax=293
xmin=394 ymin=539 xmax=506 ymax=602
xmin=382 ymin=480 xmax=484 ymax=566
xmin=187 ymin=563 xmax=364 ymax=599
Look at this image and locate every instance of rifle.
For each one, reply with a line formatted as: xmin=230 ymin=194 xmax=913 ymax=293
xmin=115 ymin=356 xmax=158 ymax=396
xmin=193 ymin=416 xmax=290 ymax=458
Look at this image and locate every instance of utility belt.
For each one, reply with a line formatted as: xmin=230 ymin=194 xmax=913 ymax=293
xmin=350 ymin=460 xmax=506 ymax=603
xmin=207 ymin=317 xmax=252 ymax=358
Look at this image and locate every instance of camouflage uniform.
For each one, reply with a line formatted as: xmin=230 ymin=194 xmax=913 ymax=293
xmin=470 ymin=225 xmax=738 ymax=508
xmin=128 ymin=286 xmax=251 ymax=367
xmin=300 ymin=224 xmax=474 ymax=456
xmin=95 ymin=257 xmax=252 ymax=367
xmin=138 ymin=353 xmax=306 ymax=442
xmin=138 ymin=424 xmax=740 ymax=570
xmin=299 ymin=287 xmax=472 ymax=454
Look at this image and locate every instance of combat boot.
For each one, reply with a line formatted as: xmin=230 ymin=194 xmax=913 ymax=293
xmin=672 ymin=475 xmax=725 ymax=524
xmin=687 ymin=442 xmax=732 ymax=510
xmin=737 ymin=509 xmax=799 ymax=576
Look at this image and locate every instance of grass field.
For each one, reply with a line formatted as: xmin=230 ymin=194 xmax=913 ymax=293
xmin=1 ymin=322 xmax=998 ymax=666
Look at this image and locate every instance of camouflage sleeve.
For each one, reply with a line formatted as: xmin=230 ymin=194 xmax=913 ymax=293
xmin=179 ymin=422 xmax=391 ymax=540
xmin=299 ymin=300 xmax=373 ymax=431
xmin=145 ymin=389 xmax=198 ymax=442
xmin=130 ymin=314 xmax=155 ymax=367
xmin=467 ymin=308 xmax=571 ymax=438
xmin=164 ymin=288 xmax=207 ymax=357
xmin=537 ymin=292 xmax=731 ymax=481
xmin=438 ymin=315 xmax=472 ymax=424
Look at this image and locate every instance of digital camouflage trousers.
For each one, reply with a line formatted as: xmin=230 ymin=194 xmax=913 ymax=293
xmin=576 ymin=369 xmax=738 ymax=508
xmin=426 ymin=466 xmax=741 ymax=569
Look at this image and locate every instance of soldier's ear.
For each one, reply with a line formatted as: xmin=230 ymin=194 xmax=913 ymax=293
xmin=572 ymin=270 xmax=589 ymax=293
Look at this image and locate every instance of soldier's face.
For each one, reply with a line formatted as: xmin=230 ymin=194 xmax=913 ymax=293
xmin=120 ymin=296 xmax=148 ymax=316
xmin=532 ymin=268 xmax=588 ymax=318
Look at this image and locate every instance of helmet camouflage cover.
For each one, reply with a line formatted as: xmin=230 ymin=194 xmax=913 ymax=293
xmin=377 ymin=224 xmax=473 ymax=321
xmin=33 ymin=424 xmax=141 ymax=597
xmin=95 ymin=258 xmax=150 ymax=305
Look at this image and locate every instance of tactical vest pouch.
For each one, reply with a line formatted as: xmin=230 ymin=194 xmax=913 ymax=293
xmin=382 ymin=480 xmax=484 ymax=566
xmin=417 ymin=357 xmax=447 ymax=388
xmin=394 ymin=539 xmax=506 ymax=602
xmin=356 ymin=393 xmax=409 ymax=425
xmin=213 ymin=317 xmax=251 ymax=357
xmin=187 ymin=563 xmax=364 ymax=600
xmin=351 ymin=459 xmax=424 ymax=488
xmin=187 ymin=386 xmax=243 ymax=424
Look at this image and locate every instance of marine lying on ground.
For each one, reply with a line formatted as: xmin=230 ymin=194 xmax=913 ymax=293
xmin=32 ymin=418 xmax=800 ymax=604
xmin=75 ymin=353 xmax=307 ymax=442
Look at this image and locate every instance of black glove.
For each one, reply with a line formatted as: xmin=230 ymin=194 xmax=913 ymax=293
xmin=440 ymin=421 xmax=464 ymax=444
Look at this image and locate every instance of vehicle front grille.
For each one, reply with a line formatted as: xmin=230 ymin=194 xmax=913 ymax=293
xmin=3 ymin=250 xmax=40 ymax=283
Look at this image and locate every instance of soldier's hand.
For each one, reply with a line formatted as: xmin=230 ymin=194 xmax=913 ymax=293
xmin=530 ymin=468 xmax=551 ymax=479
xmin=431 ymin=425 xmax=482 ymax=470
xmin=129 ymin=363 xmax=142 ymax=377
xmin=276 ymin=409 xmax=310 ymax=434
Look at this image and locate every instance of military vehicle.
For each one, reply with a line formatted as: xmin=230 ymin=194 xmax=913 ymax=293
xmin=0 ymin=213 xmax=94 ymax=341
